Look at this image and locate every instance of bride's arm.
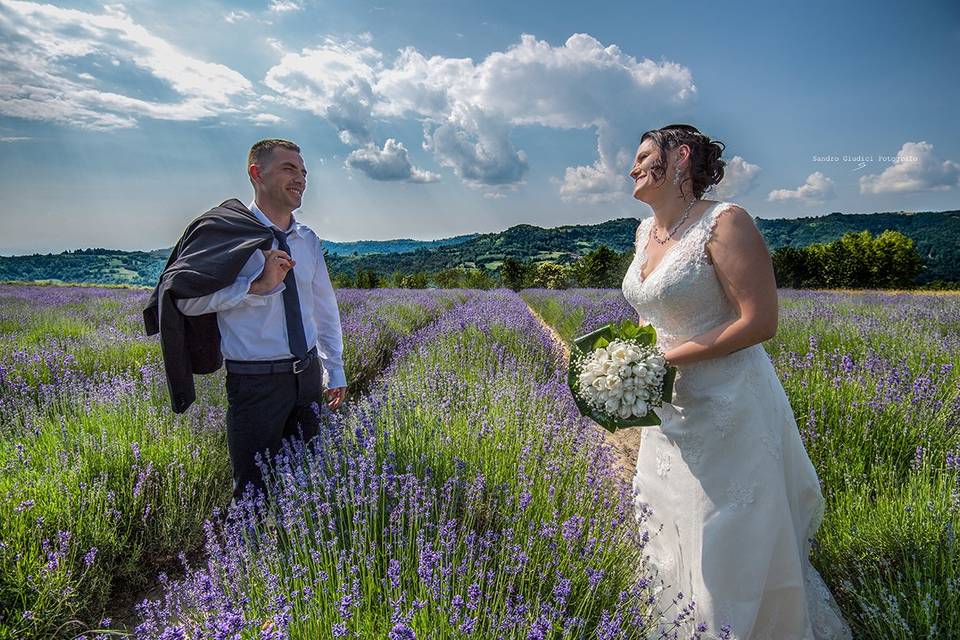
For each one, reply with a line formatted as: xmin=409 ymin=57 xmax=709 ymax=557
xmin=662 ymin=206 xmax=778 ymax=366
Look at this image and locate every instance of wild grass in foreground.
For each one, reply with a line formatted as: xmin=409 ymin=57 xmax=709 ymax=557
xmin=0 ymin=285 xmax=461 ymax=639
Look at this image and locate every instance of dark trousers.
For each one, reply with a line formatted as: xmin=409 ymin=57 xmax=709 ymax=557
xmin=224 ymin=361 xmax=324 ymax=501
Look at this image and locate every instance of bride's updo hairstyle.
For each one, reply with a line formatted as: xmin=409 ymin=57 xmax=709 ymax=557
xmin=640 ymin=124 xmax=726 ymax=200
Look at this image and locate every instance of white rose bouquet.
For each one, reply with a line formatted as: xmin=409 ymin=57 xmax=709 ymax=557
xmin=567 ymin=320 xmax=676 ymax=432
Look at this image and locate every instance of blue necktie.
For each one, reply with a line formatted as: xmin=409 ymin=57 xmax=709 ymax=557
xmin=271 ymin=228 xmax=309 ymax=361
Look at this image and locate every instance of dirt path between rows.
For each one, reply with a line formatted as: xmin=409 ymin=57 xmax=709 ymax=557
xmin=524 ymin=304 xmax=642 ymax=486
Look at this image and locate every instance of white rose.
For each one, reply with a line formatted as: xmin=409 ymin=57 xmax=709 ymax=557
xmin=610 ymin=346 xmax=629 ymax=364
xmin=618 ymin=403 xmax=633 ymax=419
xmin=605 ymin=398 xmax=620 ymax=413
xmin=632 ymin=400 xmax=648 ymax=417
xmin=623 ymin=390 xmax=636 ymax=404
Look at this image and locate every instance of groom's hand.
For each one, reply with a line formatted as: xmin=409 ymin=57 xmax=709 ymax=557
xmin=325 ymin=386 xmax=346 ymax=410
xmin=249 ymin=249 xmax=295 ymax=294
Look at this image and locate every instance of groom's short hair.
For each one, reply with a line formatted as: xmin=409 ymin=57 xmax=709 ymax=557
xmin=248 ymin=139 xmax=301 ymax=170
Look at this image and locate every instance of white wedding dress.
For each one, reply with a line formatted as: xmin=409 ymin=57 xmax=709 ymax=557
xmin=622 ymin=201 xmax=853 ymax=640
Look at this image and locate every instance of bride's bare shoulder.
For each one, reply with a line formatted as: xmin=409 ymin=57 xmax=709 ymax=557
xmin=708 ymin=203 xmax=766 ymax=260
xmin=710 ymin=202 xmax=755 ymax=234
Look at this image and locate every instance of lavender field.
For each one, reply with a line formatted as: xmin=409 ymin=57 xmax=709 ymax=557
xmin=1 ymin=283 xmax=957 ymax=639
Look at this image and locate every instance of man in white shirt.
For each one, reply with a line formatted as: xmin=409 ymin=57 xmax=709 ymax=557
xmin=175 ymin=139 xmax=347 ymax=501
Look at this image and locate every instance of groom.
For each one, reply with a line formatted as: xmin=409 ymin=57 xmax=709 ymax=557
xmin=144 ymin=138 xmax=347 ymax=500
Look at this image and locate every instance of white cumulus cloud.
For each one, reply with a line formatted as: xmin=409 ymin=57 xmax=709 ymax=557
xmin=382 ymin=34 xmax=695 ymax=198
xmin=263 ymin=33 xmax=695 ymax=196
xmin=859 ymin=141 xmax=960 ymax=194
xmin=345 ymin=139 xmax=440 ymax=183
xmin=768 ymin=171 xmax=835 ymax=203
xmin=558 ymin=160 xmax=631 ymax=204
xmin=714 ymin=155 xmax=761 ymax=199
xmin=423 ymin=105 xmax=528 ymax=188
xmin=264 ymin=37 xmax=381 ymax=145
xmin=0 ymin=1 xmax=257 ymax=129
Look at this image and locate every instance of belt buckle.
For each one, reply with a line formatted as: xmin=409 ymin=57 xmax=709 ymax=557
xmin=292 ymin=357 xmax=309 ymax=374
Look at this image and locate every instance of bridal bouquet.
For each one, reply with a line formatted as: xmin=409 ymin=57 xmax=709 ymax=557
xmin=567 ymin=320 xmax=676 ymax=432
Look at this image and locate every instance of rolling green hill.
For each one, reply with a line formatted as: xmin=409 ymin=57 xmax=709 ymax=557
xmin=323 ymin=233 xmax=479 ymax=256
xmin=1 ymin=209 xmax=957 ymax=286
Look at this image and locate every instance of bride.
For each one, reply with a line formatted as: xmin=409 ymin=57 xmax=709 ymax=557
xmin=622 ymin=124 xmax=853 ymax=639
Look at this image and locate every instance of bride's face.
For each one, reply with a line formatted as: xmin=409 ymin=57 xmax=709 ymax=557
xmin=629 ymin=139 xmax=663 ymax=200
xmin=629 ymin=139 xmax=686 ymax=201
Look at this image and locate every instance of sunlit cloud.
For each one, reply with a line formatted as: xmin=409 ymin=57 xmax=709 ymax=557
xmin=860 ymin=141 xmax=960 ymax=194
xmin=715 ymin=155 xmax=762 ymax=199
xmin=768 ymin=171 xmax=836 ymax=203
xmin=0 ymin=1 xmax=260 ymax=129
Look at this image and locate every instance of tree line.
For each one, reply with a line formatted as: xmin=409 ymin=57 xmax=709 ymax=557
xmin=331 ymin=229 xmax=943 ymax=291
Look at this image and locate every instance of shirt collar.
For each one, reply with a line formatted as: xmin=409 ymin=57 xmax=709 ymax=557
xmin=249 ymin=200 xmax=304 ymax=238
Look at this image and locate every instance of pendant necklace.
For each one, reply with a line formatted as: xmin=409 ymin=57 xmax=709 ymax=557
xmin=651 ymin=198 xmax=699 ymax=245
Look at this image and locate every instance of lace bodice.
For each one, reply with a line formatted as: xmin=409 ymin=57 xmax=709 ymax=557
xmin=622 ymin=201 xmax=742 ymax=350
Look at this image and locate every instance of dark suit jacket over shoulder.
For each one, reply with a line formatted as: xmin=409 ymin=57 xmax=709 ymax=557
xmin=144 ymin=199 xmax=274 ymax=413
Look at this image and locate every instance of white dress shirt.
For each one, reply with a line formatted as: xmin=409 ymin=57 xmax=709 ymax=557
xmin=176 ymin=201 xmax=346 ymax=389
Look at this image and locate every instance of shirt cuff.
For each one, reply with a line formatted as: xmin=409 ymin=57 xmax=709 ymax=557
xmin=242 ymin=262 xmax=285 ymax=305
xmin=323 ymin=365 xmax=347 ymax=389
xmin=246 ymin=281 xmax=285 ymax=301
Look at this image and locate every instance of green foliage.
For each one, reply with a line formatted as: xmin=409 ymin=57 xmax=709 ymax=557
xmin=354 ymin=267 xmax=381 ymax=289
xmin=461 ymin=268 xmax=496 ymax=290
xmin=569 ymin=245 xmax=622 ymax=288
xmin=772 ymin=230 xmax=925 ymax=289
xmin=531 ymin=261 xmax=569 ymax=289
xmin=395 ymin=272 xmax=429 ymax=289
xmin=500 ymin=257 xmax=532 ymax=291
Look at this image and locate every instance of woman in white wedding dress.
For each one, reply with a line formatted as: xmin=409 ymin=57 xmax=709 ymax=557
xmin=622 ymin=124 xmax=852 ymax=640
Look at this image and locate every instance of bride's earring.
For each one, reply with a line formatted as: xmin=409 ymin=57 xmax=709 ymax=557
xmin=673 ymin=164 xmax=683 ymax=187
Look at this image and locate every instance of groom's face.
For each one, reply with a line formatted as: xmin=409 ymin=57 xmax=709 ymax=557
xmin=255 ymin=148 xmax=307 ymax=212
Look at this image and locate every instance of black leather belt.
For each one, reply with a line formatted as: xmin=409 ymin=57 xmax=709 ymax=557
xmin=225 ymin=347 xmax=317 ymax=375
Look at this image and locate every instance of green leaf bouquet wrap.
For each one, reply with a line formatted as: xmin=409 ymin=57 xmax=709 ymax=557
xmin=567 ymin=320 xmax=677 ymax=433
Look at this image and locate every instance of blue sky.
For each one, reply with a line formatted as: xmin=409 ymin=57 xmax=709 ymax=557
xmin=0 ymin=0 xmax=957 ymax=254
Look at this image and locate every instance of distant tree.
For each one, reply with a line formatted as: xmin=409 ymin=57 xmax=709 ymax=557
xmin=871 ymin=230 xmax=924 ymax=288
xmin=463 ymin=268 xmax=496 ymax=290
xmin=836 ymin=230 xmax=875 ymax=287
xmin=571 ymin=245 xmax=620 ymax=288
xmin=355 ymin=268 xmax=380 ymax=289
xmin=390 ymin=271 xmax=406 ymax=288
xmin=331 ymin=272 xmax=354 ymax=288
xmin=531 ymin=262 xmax=569 ymax=289
xmin=500 ymin=257 xmax=531 ymax=291
xmin=434 ymin=267 xmax=465 ymax=289
xmin=772 ymin=230 xmax=925 ymax=289
xmin=771 ymin=246 xmax=814 ymax=288
xmin=400 ymin=272 xmax=429 ymax=289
